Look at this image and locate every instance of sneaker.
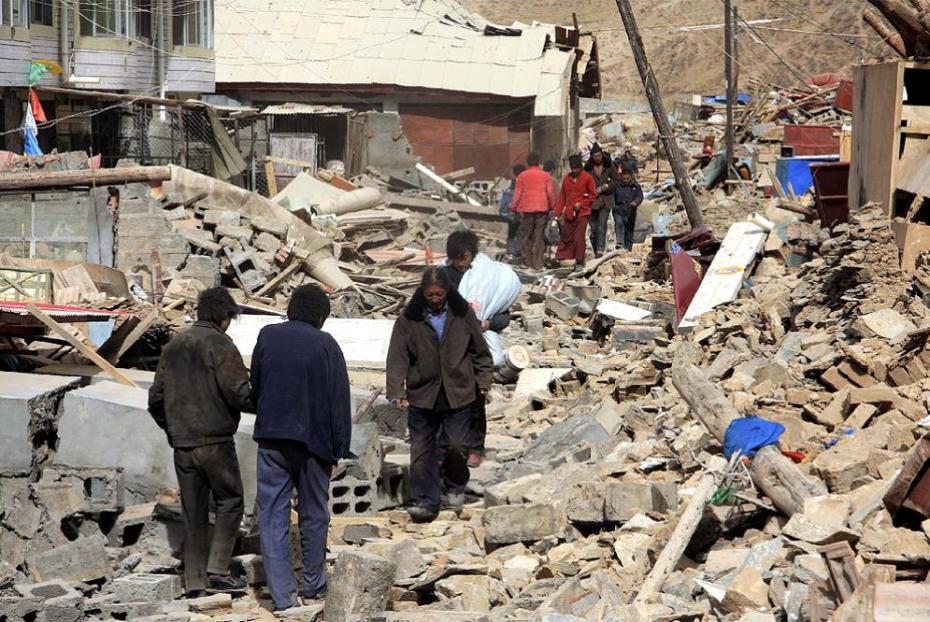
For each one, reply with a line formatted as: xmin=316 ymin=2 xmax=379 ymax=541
xmin=408 ymin=506 xmax=439 ymax=523
xmin=206 ymin=574 xmax=247 ymax=594
xmin=467 ymin=452 xmax=483 ymax=468
xmin=442 ymin=492 xmax=465 ymax=509
xmin=301 ymin=587 xmax=327 ymax=602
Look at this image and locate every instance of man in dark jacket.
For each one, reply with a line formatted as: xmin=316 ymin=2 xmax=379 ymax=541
xmin=386 ymin=268 xmax=493 ymax=523
xmin=585 ymin=143 xmax=619 ymax=257
xmin=613 ymin=169 xmax=644 ymax=250
xmin=618 ymin=147 xmax=640 ymax=177
xmin=250 ymin=285 xmax=351 ymax=612
xmin=440 ymin=229 xmax=510 ymax=468
xmin=149 ymin=287 xmax=252 ymax=597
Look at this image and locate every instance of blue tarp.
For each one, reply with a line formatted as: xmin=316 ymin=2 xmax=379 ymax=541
xmin=702 ymin=92 xmax=753 ymax=105
xmin=775 ymin=156 xmax=839 ymax=196
xmin=723 ymin=416 xmax=786 ymax=460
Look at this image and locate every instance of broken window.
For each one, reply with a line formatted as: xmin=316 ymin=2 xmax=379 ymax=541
xmin=79 ymin=0 xmax=135 ymax=38
xmin=30 ymin=0 xmax=52 ymax=26
xmin=172 ymin=0 xmax=212 ymax=48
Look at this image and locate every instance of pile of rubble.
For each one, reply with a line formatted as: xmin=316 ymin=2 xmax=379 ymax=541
xmin=5 ymin=185 xmax=930 ymax=621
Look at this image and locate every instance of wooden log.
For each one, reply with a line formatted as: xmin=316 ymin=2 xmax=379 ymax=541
xmin=633 ymin=456 xmax=726 ymax=604
xmin=0 ymin=166 xmax=171 ymax=191
xmin=671 ymin=363 xmax=826 ymax=515
xmin=25 ymin=303 xmax=139 ymax=388
xmin=864 ymin=8 xmax=909 ymax=56
xmin=865 ymin=0 xmax=930 ymax=54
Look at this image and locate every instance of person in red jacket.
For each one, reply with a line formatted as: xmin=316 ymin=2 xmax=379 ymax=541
xmin=555 ymin=154 xmax=596 ymax=268
xmin=511 ymin=152 xmax=555 ymax=270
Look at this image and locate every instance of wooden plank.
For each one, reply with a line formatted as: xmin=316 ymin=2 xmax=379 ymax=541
xmin=252 ymin=260 xmax=301 ymax=298
xmin=264 ymin=160 xmax=278 ymax=198
xmin=25 ymin=303 xmax=138 ymax=388
xmin=112 ymin=310 xmax=160 ymax=363
xmin=849 ymin=61 xmax=904 ymax=217
xmin=0 ymin=166 xmax=172 ymax=191
xmin=442 ymin=166 xmax=476 ymax=181
xmin=678 ymin=218 xmax=771 ymax=330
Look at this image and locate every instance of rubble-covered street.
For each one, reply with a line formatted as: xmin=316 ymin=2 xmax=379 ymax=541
xmin=5 ymin=0 xmax=930 ymax=621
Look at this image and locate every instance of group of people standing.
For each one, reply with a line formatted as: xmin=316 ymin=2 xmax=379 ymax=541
xmin=502 ymin=144 xmax=644 ymax=270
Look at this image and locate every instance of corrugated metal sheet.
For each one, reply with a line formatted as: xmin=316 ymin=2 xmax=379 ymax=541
xmin=215 ymin=0 xmax=573 ymax=109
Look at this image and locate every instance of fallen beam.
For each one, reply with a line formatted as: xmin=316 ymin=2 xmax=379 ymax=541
xmin=0 ymin=166 xmax=171 ymax=191
xmin=633 ymin=455 xmax=726 ymax=604
xmin=25 ymin=303 xmax=139 ymax=388
xmin=671 ymin=363 xmax=826 ymax=515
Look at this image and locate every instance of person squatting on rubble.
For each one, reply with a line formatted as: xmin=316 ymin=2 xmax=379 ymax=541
xmin=440 ymin=229 xmax=514 ymax=467
xmin=585 ymin=143 xmax=620 ymax=257
xmin=250 ymin=284 xmax=352 ymax=612
xmin=387 ymin=268 xmax=493 ymax=523
xmin=511 ymin=152 xmax=555 ymax=270
xmin=148 ymin=287 xmax=252 ymax=597
xmin=555 ymin=154 xmax=596 ymax=269
xmin=613 ymin=168 xmax=644 ymax=251
xmin=499 ymin=163 xmax=526 ymax=261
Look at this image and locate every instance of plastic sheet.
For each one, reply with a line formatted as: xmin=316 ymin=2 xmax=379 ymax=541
xmin=456 ymin=253 xmax=522 ymax=366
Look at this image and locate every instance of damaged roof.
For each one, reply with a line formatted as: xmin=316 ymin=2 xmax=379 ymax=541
xmin=214 ymin=0 xmax=575 ymax=114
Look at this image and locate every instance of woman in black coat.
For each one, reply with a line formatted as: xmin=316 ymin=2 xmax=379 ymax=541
xmin=386 ymin=268 xmax=493 ymax=522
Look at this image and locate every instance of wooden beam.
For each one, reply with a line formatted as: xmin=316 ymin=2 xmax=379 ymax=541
xmin=0 ymin=166 xmax=171 ymax=191
xmin=252 ymin=260 xmax=302 ymax=298
xmin=264 ymin=160 xmax=278 ymax=197
xmin=633 ymin=456 xmax=726 ymax=604
xmin=864 ymin=8 xmax=909 ymax=56
xmin=671 ymin=363 xmax=826 ymax=515
xmin=34 ymin=85 xmax=211 ymax=110
xmin=25 ymin=304 xmax=139 ymax=388
xmin=112 ymin=310 xmax=160 ymax=363
xmin=442 ymin=166 xmax=476 ymax=181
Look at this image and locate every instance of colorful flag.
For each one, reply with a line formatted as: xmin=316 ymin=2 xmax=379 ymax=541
xmin=23 ymin=102 xmax=43 ymax=157
xmin=29 ymin=89 xmax=46 ymax=124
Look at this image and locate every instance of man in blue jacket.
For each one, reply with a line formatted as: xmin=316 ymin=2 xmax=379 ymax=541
xmin=250 ymin=285 xmax=352 ymax=612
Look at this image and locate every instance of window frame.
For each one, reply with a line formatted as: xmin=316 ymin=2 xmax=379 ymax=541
xmin=29 ymin=0 xmax=52 ymax=27
xmin=79 ymin=0 xmax=134 ymax=38
xmin=172 ymin=0 xmax=212 ymax=49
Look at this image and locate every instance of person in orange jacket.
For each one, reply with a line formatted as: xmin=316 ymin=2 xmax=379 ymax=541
xmin=554 ymin=154 xmax=597 ymax=269
xmin=511 ymin=152 xmax=555 ymax=270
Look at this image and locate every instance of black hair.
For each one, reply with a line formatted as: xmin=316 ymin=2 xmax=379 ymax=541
xmin=527 ymin=152 xmax=541 ymax=167
xmin=512 ymin=164 xmax=526 ymax=176
xmin=446 ymin=229 xmax=479 ymax=261
xmin=287 ymin=284 xmax=331 ymax=328
xmin=197 ymin=287 xmax=239 ymax=324
xmin=420 ymin=267 xmax=453 ymax=292
xmin=568 ymin=154 xmax=583 ymax=169
xmin=543 ymin=159 xmax=557 ymax=172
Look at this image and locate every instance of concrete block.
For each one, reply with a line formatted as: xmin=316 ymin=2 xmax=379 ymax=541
xmin=38 ymin=465 xmax=125 ymax=513
xmin=565 ymin=481 xmax=608 ymax=524
xmin=483 ymin=503 xmax=565 ymax=546
xmin=329 ymin=474 xmax=378 ymax=516
xmin=26 ymin=535 xmax=109 ymax=582
xmin=606 ymin=481 xmax=678 ymax=522
xmin=521 ymin=413 xmax=610 ymax=466
xmin=0 ymin=475 xmax=41 ymax=539
xmin=215 ymin=224 xmax=254 ymax=241
xmin=107 ymin=502 xmax=156 ymax=546
xmin=55 ymin=382 xmax=175 ymax=500
xmin=323 ymin=550 xmax=396 ymax=622
xmin=94 ymin=600 xmax=162 ymax=619
xmin=232 ymin=554 xmax=265 ymax=586
xmin=178 ymin=255 xmax=221 ymax=288
xmin=253 ymin=232 xmax=281 ymax=253
xmin=203 ymin=209 xmax=241 ymax=228
xmin=0 ymin=372 xmax=81 ymax=474
xmin=545 ymin=291 xmax=581 ymax=321
xmin=0 ymin=595 xmax=42 ymax=620
xmin=111 ymin=573 xmax=182 ymax=603
xmin=251 ymin=216 xmax=288 ymax=238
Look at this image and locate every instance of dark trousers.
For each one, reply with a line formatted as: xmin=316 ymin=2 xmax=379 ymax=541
xmin=256 ymin=440 xmax=330 ymax=610
xmin=507 ymin=216 xmax=522 ymax=257
xmin=520 ymin=212 xmax=548 ymax=269
xmin=555 ymin=215 xmax=589 ymax=265
xmin=408 ymin=404 xmax=471 ymax=509
xmin=173 ymin=441 xmax=244 ymax=592
xmin=470 ymin=397 xmax=487 ymax=454
xmin=589 ymin=208 xmax=609 ymax=254
xmin=612 ymin=208 xmax=635 ymax=250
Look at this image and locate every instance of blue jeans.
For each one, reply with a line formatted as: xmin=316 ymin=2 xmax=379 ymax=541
xmin=612 ymin=207 xmax=634 ymax=250
xmin=257 ymin=440 xmax=330 ymax=610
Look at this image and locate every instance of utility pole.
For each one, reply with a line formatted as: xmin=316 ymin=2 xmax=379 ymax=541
xmin=725 ymin=0 xmax=735 ymax=187
xmin=614 ymin=0 xmax=704 ymax=229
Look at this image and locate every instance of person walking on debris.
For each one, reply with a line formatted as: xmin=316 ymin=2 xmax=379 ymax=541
xmin=511 ymin=152 xmax=555 ymax=270
xmin=440 ymin=230 xmax=515 ymax=467
xmin=584 ymin=143 xmax=619 ymax=257
xmin=499 ymin=163 xmax=525 ymax=260
xmin=555 ymin=154 xmax=596 ymax=269
xmin=386 ymin=268 xmax=493 ymax=522
xmin=618 ymin=145 xmax=640 ymax=177
xmin=250 ymin=285 xmax=352 ymax=612
xmin=148 ymin=287 xmax=252 ymax=598
xmin=613 ymin=168 xmax=644 ymax=251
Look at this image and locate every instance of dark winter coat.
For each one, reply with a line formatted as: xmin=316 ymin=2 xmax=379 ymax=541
xmin=149 ymin=321 xmax=252 ymax=448
xmin=614 ymin=178 xmax=645 ymax=222
xmin=250 ymin=320 xmax=352 ymax=464
xmin=386 ymin=288 xmax=493 ymax=410
xmin=584 ymin=156 xmax=619 ymax=212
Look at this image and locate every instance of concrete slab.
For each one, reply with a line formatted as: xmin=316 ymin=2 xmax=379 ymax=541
xmin=511 ymin=368 xmax=572 ymax=403
xmin=37 ymin=365 xmax=156 ymax=390
xmin=236 ymin=413 xmax=258 ymax=514
xmin=54 ymin=381 xmax=175 ymax=500
xmin=0 ymin=372 xmax=82 ymax=474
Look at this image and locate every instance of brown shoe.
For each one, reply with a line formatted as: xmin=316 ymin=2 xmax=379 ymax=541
xmin=467 ymin=452 xmax=483 ymax=468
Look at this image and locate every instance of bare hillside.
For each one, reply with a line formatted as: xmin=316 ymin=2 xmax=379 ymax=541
xmin=462 ymin=0 xmax=895 ymax=99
